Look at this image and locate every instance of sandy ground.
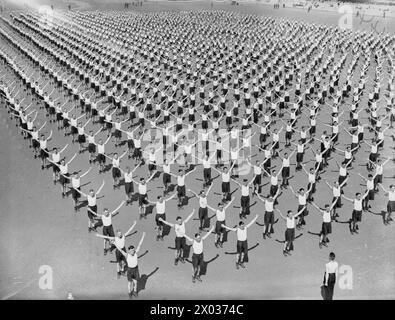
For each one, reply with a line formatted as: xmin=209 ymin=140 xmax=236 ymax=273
xmin=0 ymin=0 xmax=394 ymax=300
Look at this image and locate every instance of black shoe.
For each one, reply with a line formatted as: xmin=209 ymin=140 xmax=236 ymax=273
xmin=262 ymin=233 xmax=266 ymax=239
xmin=236 ymin=262 xmax=240 ymax=270
xmin=192 ymin=276 xmax=196 ymax=283
xmin=174 ymin=258 xmax=178 ymax=266
xmin=104 ymin=249 xmax=107 ymax=256
xmin=196 ymin=276 xmax=202 ymax=282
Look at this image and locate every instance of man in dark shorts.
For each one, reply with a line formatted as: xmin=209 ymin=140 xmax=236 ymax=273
xmin=185 ymin=226 xmax=215 ymax=283
xmin=88 ymin=201 xmax=125 ymax=254
xmin=222 ymin=215 xmax=258 ymax=269
xmin=115 ymin=232 xmax=146 ymax=298
xmin=160 ymin=210 xmax=195 ymax=265
xmin=150 ymin=193 xmax=177 ymax=241
xmin=96 ymin=222 xmax=137 ymax=278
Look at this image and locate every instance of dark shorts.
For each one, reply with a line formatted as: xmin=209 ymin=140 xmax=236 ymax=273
xmin=103 ymin=225 xmax=115 ymax=237
xmin=114 ymin=129 xmax=122 ymax=138
xmin=222 ymin=181 xmax=230 ymax=193
xmin=40 ymin=148 xmax=48 ymax=159
xmin=321 ymin=222 xmax=332 ymax=235
xmin=125 ymin=182 xmax=133 ymax=195
xmin=88 ymin=205 xmax=97 ymax=220
xmin=127 ymin=139 xmax=134 ymax=149
xmin=332 ymin=196 xmax=341 ymax=208
xmin=155 ymin=213 xmax=166 ymax=227
xmin=236 ymin=240 xmax=248 ymax=254
xmin=59 ymin=173 xmax=70 ymax=185
xmin=296 ymin=153 xmax=303 ymax=163
xmin=115 ymin=247 xmax=126 ymax=263
xmin=163 ymin=172 xmax=171 ymax=184
xmin=138 ymin=193 xmax=148 ymax=206
xmin=198 ymin=207 xmax=208 ymax=220
xmin=112 ymin=167 xmax=121 ymax=179
xmin=177 ymin=185 xmax=186 ymax=198
xmin=387 ymin=201 xmax=395 ymax=213
xmin=127 ymin=266 xmax=140 ymax=281
xmin=88 ymin=143 xmax=96 ymax=153
xmin=285 ymin=228 xmax=295 ymax=242
xmin=264 ymin=211 xmax=274 ymax=225
xmin=352 ymin=210 xmax=362 ymax=222
xmin=192 ymin=253 xmax=204 ymax=269
xmin=203 ymin=168 xmax=211 ymax=181
xmin=297 ymin=204 xmax=308 ymax=217
xmin=175 ymin=236 xmax=186 ymax=251
xmin=75 ymin=132 xmax=85 ymax=143
xmin=32 ymin=139 xmax=39 ymax=149
xmin=253 ymin=174 xmax=261 ymax=185
xmin=369 ymin=153 xmax=377 ymax=163
xmin=72 ymin=187 xmax=81 ymax=200
xmin=97 ymin=153 xmax=105 ymax=164
xmin=241 ymin=195 xmax=250 ymax=209
xmin=215 ymin=220 xmax=225 ymax=234
xmin=282 ymin=166 xmax=290 ymax=178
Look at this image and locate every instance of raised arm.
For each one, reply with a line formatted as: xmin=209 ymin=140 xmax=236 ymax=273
xmin=183 ymin=209 xmax=195 ymax=224
xmin=67 ymin=153 xmax=77 ymax=165
xmin=294 ymin=205 xmax=307 ymax=218
xmin=80 ymin=167 xmax=92 ymax=178
xmin=136 ymin=232 xmax=146 ymax=253
xmin=246 ymin=214 xmax=259 ymax=228
xmin=110 ymin=200 xmax=126 ymax=215
xmin=96 ymin=180 xmax=105 ymax=195
xmin=201 ymin=226 xmax=215 ymax=240
xmin=124 ymin=221 xmax=137 ymax=237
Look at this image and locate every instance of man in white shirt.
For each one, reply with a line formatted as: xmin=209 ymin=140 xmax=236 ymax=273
xmin=115 ymin=232 xmax=146 ymax=299
xmin=185 ymin=226 xmax=215 ymax=283
xmin=159 ymin=210 xmax=195 ymax=265
xmin=222 ymin=215 xmax=258 ymax=269
xmin=323 ymin=252 xmax=338 ymax=300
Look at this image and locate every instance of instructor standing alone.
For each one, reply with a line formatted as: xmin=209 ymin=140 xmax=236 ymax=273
xmin=323 ymin=252 xmax=339 ymax=300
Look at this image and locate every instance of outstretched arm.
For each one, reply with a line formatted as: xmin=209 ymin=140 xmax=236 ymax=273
xmin=159 ymin=217 xmax=175 ymax=228
xmin=67 ymin=153 xmax=77 ymax=165
xmin=246 ymin=214 xmax=259 ymax=228
xmin=184 ymin=209 xmax=195 ymax=224
xmin=124 ymin=221 xmax=137 ymax=237
xmin=202 ymin=226 xmax=215 ymax=240
xmin=110 ymin=201 xmax=126 ymax=215
xmin=96 ymin=234 xmax=114 ymax=240
xmin=96 ymin=180 xmax=105 ymax=195
xmin=80 ymin=167 xmax=92 ymax=178
xmin=136 ymin=232 xmax=146 ymax=253
xmin=294 ymin=206 xmax=307 ymax=218
xmin=224 ymin=197 xmax=235 ymax=210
